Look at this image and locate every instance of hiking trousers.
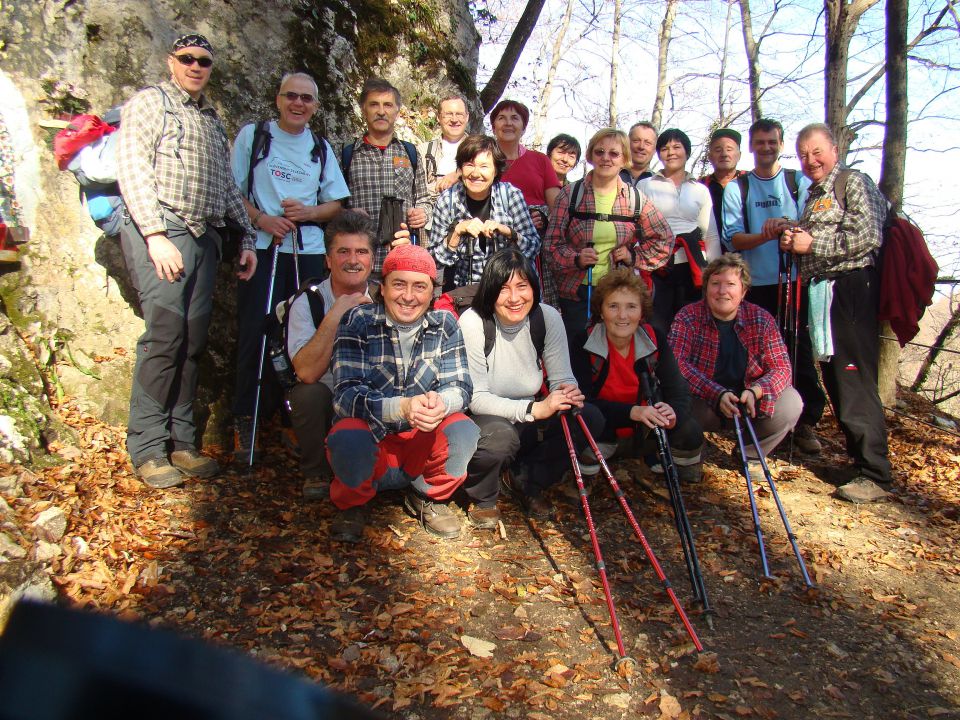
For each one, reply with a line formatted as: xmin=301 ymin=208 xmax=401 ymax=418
xmin=326 ymin=414 xmax=480 ymax=510
xmin=819 ymin=266 xmax=891 ymax=483
xmin=120 ymin=213 xmax=218 ymax=467
xmin=692 ymin=386 xmax=803 ymax=460
xmin=286 ymin=380 xmax=334 ymax=478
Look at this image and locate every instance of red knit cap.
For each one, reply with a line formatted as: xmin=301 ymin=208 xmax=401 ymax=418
xmin=381 ymin=244 xmax=437 ymax=281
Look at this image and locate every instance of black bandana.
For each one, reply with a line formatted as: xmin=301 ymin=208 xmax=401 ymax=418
xmin=171 ymin=33 xmax=213 ymax=55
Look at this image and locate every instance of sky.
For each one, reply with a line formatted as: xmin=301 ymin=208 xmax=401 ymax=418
xmin=472 ymin=0 xmax=960 ymax=281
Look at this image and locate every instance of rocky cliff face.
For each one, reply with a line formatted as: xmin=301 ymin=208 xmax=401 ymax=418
xmin=0 ymin=0 xmax=479 ymax=459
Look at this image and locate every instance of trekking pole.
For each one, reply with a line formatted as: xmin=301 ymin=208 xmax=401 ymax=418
xmin=585 ymin=240 xmax=595 ymax=328
xmin=638 ymin=369 xmax=713 ymax=627
xmin=292 ymin=227 xmax=302 ymax=285
xmin=568 ymin=410 xmax=705 ymax=652
xmin=739 ymin=412 xmax=814 ymax=588
xmin=731 ymin=411 xmax=773 ymax=580
xmin=558 ymin=412 xmax=635 ymax=669
xmin=248 ymin=243 xmax=281 ymax=467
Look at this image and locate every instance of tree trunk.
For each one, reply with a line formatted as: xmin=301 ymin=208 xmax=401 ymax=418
xmin=824 ymin=0 xmax=880 ymax=161
xmin=531 ymin=0 xmax=575 ymax=150
xmin=876 ymin=0 xmax=908 ymax=405
xmin=738 ymin=0 xmax=762 ymax=123
xmin=479 ymin=0 xmax=548 ymax=113
xmin=911 ymin=302 xmax=960 ymax=393
xmin=609 ymin=0 xmax=623 ymax=127
xmin=651 ymin=0 xmax=679 ymax=129
xmin=718 ymin=0 xmax=736 ymax=121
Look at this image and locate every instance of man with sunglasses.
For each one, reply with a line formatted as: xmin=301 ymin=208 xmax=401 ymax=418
xmin=229 ymin=72 xmax=350 ymax=462
xmin=117 ymin=33 xmax=257 ymax=489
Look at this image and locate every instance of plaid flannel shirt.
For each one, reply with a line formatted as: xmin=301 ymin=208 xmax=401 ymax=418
xmin=339 ymin=137 xmax=431 ymax=273
xmin=544 ymin=173 xmax=674 ymax=301
xmin=797 ymin=164 xmax=886 ymax=279
xmin=117 ymin=81 xmax=254 ymax=249
xmin=668 ymin=299 xmax=791 ymax=417
xmin=332 ymin=302 xmax=473 ymax=442
xmin=429 ymin=181 xmax=541 ymax=286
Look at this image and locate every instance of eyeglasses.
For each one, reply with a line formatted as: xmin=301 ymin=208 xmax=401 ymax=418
xmin=281 ymin=91 xmax=317 ymax=104
xmin=440 ymin=112 xmax=467 ymax=120
xmin=171 ymin=53 xmax=213 ymax=68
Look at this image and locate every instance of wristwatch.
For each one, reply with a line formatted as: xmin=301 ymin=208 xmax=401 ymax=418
xmin=523 ymin=401 xmax=535 ymax=423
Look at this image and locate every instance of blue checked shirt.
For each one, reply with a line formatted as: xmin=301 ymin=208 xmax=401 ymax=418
xmin=332 ymin=302 xmax=473 ymax=441
xmin=429 ymin=181 xmax=541 ymax=286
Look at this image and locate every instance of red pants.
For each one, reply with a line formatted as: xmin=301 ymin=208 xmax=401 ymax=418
xmin=326 ymin=413 xmax=479 ymax=510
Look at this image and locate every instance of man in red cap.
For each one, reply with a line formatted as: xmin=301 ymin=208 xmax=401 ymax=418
xmin=325 ymin=242 xmax=479 ymax=542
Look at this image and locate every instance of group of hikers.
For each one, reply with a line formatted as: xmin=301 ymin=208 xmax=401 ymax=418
xmin=110 ymin=33 xmax=895 ymax=544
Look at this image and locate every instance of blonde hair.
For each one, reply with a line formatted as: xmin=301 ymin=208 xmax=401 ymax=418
xmin=586 ymin=128 xmax=631 ymax=167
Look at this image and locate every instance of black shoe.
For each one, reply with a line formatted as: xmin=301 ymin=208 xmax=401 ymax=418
xmin=331 ymin=505 xmax=369 ymax=543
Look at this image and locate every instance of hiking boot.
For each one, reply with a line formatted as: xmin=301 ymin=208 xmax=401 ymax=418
xmin=635 ymin=472 xmax=670 ymax=503
xmin=331 ymin=505 xmax=369 ymax=543
xmin=468 ymin=505 xmax=501 ymax=529
xmin=675 ymin=462 xmax=702 ymax=484
xmin=302 ymin=474 xmax=330 ymax=501
xmin=233 ymin=415 xmax=260 ymax=463
xmin=501 ymin=468 xmax=553 ymax=517
xmin=792 ymin=423 xmax=822 ymax=455
xmin=579 ymin=441 xmax=617 ymax=467
xmin=404 ymin=491 xmax=461 ymax=538
xmin=835 ymin=477 xmax=890 ymax=504
xmin=170 ymin=449 xmax=220 ymax=479
xmin=136 ymin=457 xmax=185 ymax=489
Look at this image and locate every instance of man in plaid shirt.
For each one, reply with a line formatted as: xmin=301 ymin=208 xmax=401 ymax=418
xmin=669 ymin=255 xmax=802 ymax=462
xmin=116 ymin=33 xmax=257 ymax=489
xmin=340 ymin=78 xmax=431 ymax=276
xmin=326 ymin=244 xmax=479 ymax=543
xmin=781 ymin=123 xmax=891 ymax=502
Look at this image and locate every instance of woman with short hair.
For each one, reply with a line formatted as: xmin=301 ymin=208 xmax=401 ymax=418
xmin=668 ymin=254 xmax=802 ymax=464
xmin=458 ymin=247 xmax=604 ymax=522
xmin=571 ymin=268 xmax=704 ymax=482
xmin=544 ymin=128 xmax=674 ymax=340
xmin=429 ymin=134 xmax=540 ymax=288
xmin=546 ymin=133 xmax=582 ymax=185
xmin=639 ymin=128 xmax=722 ymax=329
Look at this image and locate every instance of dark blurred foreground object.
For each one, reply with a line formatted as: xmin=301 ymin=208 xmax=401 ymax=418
xmin=0 ymin=600 xmax=382 ymax=720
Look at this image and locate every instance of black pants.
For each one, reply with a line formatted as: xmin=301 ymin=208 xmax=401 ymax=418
xmin=652 ymin=262 xmax=699 ymax=332
xmin=819 ymin=267 xmax=891 ymax=483
xmin=558 ymin=285 xmax=589 ymax=348
xmin=232 ymin=248 xmax=328 ymax=418
xmin=747 ymin=283 xmax=826 ymax=427
xmin=599 ymin=409 xmax=704 ymax=458
xmin=120 ymin=213 xmax=218 ymax=466
xmin=464 ymin=404 xmax=605 ymax=505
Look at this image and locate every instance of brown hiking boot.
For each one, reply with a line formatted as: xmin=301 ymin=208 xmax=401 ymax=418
xmin=302 ymin=474 xmax=331 ymax=501
xmin=170 ymin=449 xmax=220 ymax=479
xmin=136 ymin=458 xmax=185 ymax=489
xmin=404 ymin=491 xmax=461 ymax=538
xmin=331 ymin=505 xmax=369 ymax=543
xmin=468 ymin=505 xmax=501 ymax=529
xmin=792 ymin=423 xmax=822 ymax=455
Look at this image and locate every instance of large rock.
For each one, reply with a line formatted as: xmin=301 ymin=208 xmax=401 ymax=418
xmin=0 ymin=1 xmax=479 ymax=449
xmin=0 ymin=560 xmax=57 ymax=631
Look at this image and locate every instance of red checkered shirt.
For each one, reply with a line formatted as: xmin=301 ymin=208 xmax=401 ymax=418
xmin=544 ymin=173 xmax=674 ymax=301
xmin=668 ymin=299 xmax=792 ymax=417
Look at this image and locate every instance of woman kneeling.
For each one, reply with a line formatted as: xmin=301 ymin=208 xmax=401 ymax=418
xmin=459 ymin=247 xmax=604 ymax=521
xmin=668 ymin=255 xmax=802 ymax=465
xmin=571 ymin=268 xmax=704 ymax=483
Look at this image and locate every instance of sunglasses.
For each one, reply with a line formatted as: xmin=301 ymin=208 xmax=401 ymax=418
xmin=171 ymin=53 xmax=213 ymax=68
xmin=281 ymin=91 xmax=316 ymax=104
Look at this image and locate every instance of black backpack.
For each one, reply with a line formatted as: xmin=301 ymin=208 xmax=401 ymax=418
xmin=340 ymin=139 xmax=419 ymax=181
xmin=270 ymin=277 xmax=327 ymax=387
xmin=736 ymin=168 xmax=800 ymax=234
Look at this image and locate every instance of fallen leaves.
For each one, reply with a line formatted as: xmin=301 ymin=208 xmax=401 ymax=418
xmin=460 ymin=635 xmax=496 ymax=658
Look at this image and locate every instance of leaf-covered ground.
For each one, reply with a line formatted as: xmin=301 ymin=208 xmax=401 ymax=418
xmin=6 ymin=394 xmax=960 ymax=719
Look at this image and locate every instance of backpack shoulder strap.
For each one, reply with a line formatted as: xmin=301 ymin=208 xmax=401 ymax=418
xmin=425 ymin=139 xmax=440 ymax=179
xmin=482 ymin=316 xmax=496 ymax=359
xmin=529 ymin=305 xmax=546 ymax=361
xmin=784 ymin=168 xmax=800 ymax=205
xmin=401 ymin=140 xmax=419 ymax=174
xmin=833 ymin=168 xmax=853 ymax=212
xmin=246 ymin=120 xmax=271 ymax=201
xmin=736 ymin=173 xmax=750 ymax=234
xmin=309 ymin=131 xmax=327 ymax=167
xmin=341 ymin=140 xmax=357 ymax=182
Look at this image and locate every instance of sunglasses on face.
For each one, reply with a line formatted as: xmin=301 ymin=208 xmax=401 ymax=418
xmin=171 ymin=53 xmax=213 ymax=68
xmin=281 ymin=91 xmax=316 ymax=104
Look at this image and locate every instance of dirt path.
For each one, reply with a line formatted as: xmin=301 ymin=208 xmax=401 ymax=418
xmin=5 ymin=398 xmax=960 ymax=719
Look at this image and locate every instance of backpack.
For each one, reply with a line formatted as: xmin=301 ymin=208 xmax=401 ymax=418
xmin=831 ymin=169 xmax=937 ymax=346
xmin=270 ymin=277 xmax=328 ymax=387
xmin=340 ymin=139 xmax=419 ymax=181
xmin=245 ymin=120 xmax=327 ymax=203
xmin=568 ymin=178 xmax=644 ymax=225
xmin=736 ymin=168 xmax=800 ymax=234
xmin=57 ymin=109 xmax=124 ymax=236
xmin=481 ymin=304 xmax=547 ymax=366
xmin=423 ymin=138 xmax=441 ymax=182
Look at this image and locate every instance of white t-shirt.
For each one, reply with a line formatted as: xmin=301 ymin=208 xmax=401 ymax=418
xmin=232 ymin=121 xmax=350 ymax=254
xmin=639 ymin=173 xmax=721 ymax=264
xmin=435 ymin=137 xmax=461 ymax=177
